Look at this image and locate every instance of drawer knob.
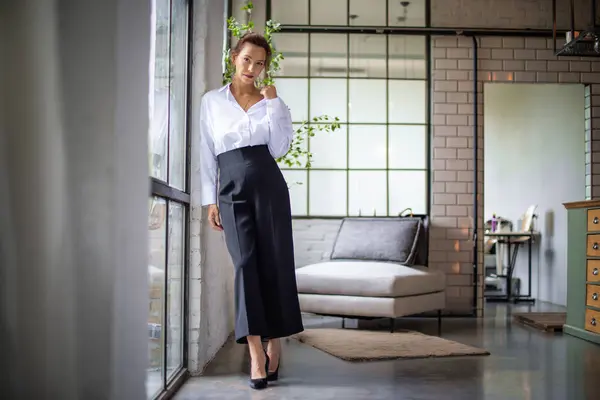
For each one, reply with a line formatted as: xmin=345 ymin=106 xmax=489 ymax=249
xmin=592 ymin=318 xmax=597 ymax=327
xmin=594 ymin=293 xmax=599 ymax=301
xmin=595 ymin=217 xmax=599 ymax=224
xmin=594 ymin=243 xmax=599 ymax=250
xmin=595 ymin=268 xmax=599 ymax=276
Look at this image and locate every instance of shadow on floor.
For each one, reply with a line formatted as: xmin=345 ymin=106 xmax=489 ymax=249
xmin=174 ymin=302 xmax=600 ymax=400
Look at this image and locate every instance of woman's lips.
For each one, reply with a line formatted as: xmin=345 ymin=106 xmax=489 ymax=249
xmin=243 ymin=74 xmax=254 ymax=79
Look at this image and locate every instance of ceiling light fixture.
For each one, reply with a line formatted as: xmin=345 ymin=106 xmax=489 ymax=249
xmin=397 ymin=1 xmax=411 ymax=23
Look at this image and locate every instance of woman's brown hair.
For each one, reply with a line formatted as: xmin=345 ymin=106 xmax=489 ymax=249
xmin=232 ymin=32 xmax=272 ymax=69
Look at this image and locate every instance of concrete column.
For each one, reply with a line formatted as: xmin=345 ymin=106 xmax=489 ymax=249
xmin=0 ymin=1 xmax=150 ymax=398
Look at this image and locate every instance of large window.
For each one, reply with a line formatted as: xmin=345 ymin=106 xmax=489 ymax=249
xmin=270 ymin=0 xmax=428 ymax=217
xmin=147 ymin=0 xmax=190 ymax=398
xmin=270 ymin=0 xmax=427 ymax=27
xmin=274 ymin=30 xmax=428 ymax=217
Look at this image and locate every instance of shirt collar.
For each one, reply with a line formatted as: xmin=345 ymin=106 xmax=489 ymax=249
xmin=219 ymin=82 xmax=268 ymax=109
xmin=219 ymin=83 xmax=232 ymax=100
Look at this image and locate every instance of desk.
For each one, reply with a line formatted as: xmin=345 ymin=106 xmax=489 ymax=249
xmin=484 ymin=231 xmax=537 ymax=303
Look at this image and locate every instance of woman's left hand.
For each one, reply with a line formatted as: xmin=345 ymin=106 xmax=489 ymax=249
xmin=260 ymin=85 xmax=278 ymax=100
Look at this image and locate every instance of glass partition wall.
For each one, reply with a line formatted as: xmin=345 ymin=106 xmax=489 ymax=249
xmin=147 ymin=0 xmax=191 ymax=398
xmin=269 ymin=0 xmax=430 ymax=217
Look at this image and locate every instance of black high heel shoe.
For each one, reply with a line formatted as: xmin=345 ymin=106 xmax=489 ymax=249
xmin=264 ymin=351 xmax=280 ymax=382
xmin=248 ymin=354 xmax=268 ymax=390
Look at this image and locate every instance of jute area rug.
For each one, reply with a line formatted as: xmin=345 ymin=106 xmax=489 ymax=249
xmin=292 ymin=328 xmax=490 ymax=362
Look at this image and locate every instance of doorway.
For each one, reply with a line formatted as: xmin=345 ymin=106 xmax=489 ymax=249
xmin=483 ymin=83 xmax=585 ymax=306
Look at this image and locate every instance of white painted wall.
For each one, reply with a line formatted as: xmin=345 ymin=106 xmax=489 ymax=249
xmin=484 ymin=83 xmax=586 ymax=306
xmin=188 ymin=0 xmax=237 ymax=374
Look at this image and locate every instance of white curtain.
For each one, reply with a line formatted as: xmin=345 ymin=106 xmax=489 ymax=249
xmin=0 ymin=1 xmax=151 ymax=398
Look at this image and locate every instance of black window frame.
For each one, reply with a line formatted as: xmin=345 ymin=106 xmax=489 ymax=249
xmin=263 ymin=0 xmax=433 ymax=219
xmin=148 ymin=0 xmax=194 ymax=398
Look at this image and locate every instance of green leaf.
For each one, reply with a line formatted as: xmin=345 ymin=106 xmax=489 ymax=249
xmin=242 ymin=0 xmax=254 ymax=11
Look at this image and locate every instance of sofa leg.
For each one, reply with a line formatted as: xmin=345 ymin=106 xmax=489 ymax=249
xmin=341 ymin=318 xmax=345 ymax=329
xmin=390 ymin=318 xmax=395 ymax=333
xmin=437 ymin=310 xmax=442 ymax=336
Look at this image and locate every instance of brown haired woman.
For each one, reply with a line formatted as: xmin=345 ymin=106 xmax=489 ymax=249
xmin=199 ymin=32 xmax=304 ymax=390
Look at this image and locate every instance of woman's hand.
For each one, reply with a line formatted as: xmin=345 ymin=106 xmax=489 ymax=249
xmin=260 ymin=85 xmax=278 ymax=100
xmin=207 ymin=204 xmax=223 ymax=231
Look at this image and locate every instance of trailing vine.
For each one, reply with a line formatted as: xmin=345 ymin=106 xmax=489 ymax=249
xmin=223 ymin=1 xmax=341 ymax=168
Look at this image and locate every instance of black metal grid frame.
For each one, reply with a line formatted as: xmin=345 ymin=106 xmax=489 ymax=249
xmin=149 ymin=0 xmax=194 ymax=398
xmin=269 ymin=0 xmax=430 ymax=219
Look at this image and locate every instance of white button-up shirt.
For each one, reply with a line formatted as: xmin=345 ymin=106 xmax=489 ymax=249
xmin=199 ymin=83 xmax=294 ymax=206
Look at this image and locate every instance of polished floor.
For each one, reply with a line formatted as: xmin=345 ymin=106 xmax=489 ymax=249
xmin=174 ymin=302 xmax=600 ymax=400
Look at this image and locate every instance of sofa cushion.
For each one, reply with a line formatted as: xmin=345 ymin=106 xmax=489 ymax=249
xmin=298 ymin=291 xmax=446 ymax=318
xmin=296 ymin=261 xmax=446 ymax=298
xmin=330 ymin=217 xmax=422 ymax=265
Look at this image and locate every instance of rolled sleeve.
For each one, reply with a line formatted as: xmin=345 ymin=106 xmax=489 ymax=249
xmin=199 ymin=95 xmax=218 ymax=206
xmin=266 ymin=97 xmax=294 ymax=159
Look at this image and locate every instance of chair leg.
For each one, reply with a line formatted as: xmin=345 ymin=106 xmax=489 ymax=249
xmin=437 ymin=310 xmax=442 ymax=336
xmin=390 ymin=318 xmax=395 ymax=333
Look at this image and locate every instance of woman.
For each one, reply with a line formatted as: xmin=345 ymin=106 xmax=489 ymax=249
xmin=199 ymin=32 xmax=304 ymax=390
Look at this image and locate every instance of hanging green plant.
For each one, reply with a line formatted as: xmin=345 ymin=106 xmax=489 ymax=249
xmin=222 ymin=0 xmax=341 ymax=169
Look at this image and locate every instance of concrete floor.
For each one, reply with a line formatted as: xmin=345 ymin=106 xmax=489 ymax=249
xmin=174 ymin=302 xmax=600 ymax=400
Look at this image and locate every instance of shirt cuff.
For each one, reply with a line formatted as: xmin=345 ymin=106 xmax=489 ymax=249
xmin=201 ymin=186 xmax=217 ymax=206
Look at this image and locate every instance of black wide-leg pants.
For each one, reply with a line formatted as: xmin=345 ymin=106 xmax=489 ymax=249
xmin=217 ymin=145 xmax=304 ymax=344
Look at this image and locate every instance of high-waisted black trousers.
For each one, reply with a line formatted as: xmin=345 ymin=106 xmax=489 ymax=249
xmin=217 ymin=145 xmax=304 ymax=344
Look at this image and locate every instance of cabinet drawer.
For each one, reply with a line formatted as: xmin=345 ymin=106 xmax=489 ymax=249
xmin=587 ymin=234 xmax=600 ymax=257
xmin=588 ymin=260 xmax=600 ymax=283
xmin=588 ymin=209 xmax=600 ymax=232
xmin=585 ymin=308 xmax=600 ymax=334
xmin=586 ymin=284 xmax=600 ymax=307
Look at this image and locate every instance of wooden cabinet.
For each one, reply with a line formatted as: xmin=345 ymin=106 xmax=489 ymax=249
xmin=585 ymin=284 xmax=600 ymax=307
xmin=588 ymin=259 xmax=600 ymax=282
xmin=563 ymin=200 xmax=600 ymax=344
xmin=584 ymin=308 xmax=600 ymax=334
xmin=587 ymin=208 xmax=600 ymax=231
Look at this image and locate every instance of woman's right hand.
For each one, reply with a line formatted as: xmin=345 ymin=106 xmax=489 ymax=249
xmin=207 ymin=204 xmax=223 ymax=231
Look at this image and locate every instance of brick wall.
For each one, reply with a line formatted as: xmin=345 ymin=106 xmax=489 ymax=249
xmin=188 ymin=0 xmax=236 ymax=375
xmin=585 ymin=85 xmax=599 ymax=197
xmin=431 ymin=0 xmax=599 ymax=30
xmin=431 ymin=35 xmax=600 ymax=316
xmin=292 ymin=220 xmax=341 ymax=268
xmin=432 ymin=36 xmax=484 ymax=316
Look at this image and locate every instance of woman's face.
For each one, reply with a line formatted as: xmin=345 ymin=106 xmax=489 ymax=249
xmin=232 ymin=43 xmax=267 ymax=85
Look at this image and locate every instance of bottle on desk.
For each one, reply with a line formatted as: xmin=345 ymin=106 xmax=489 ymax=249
xmin=491 ymin=213 xmax=498 ymax=232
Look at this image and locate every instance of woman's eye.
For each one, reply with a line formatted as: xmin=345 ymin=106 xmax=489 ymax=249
xmin=244 ymin=57 xmax=250 ymax=62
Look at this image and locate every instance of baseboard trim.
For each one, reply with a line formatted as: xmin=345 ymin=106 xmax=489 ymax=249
xmin=563 ymin=324 xmax=600 ymax=345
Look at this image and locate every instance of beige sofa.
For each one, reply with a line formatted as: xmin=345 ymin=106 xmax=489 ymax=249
xmin=295 ymin=216 xmax=446 ymax=334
